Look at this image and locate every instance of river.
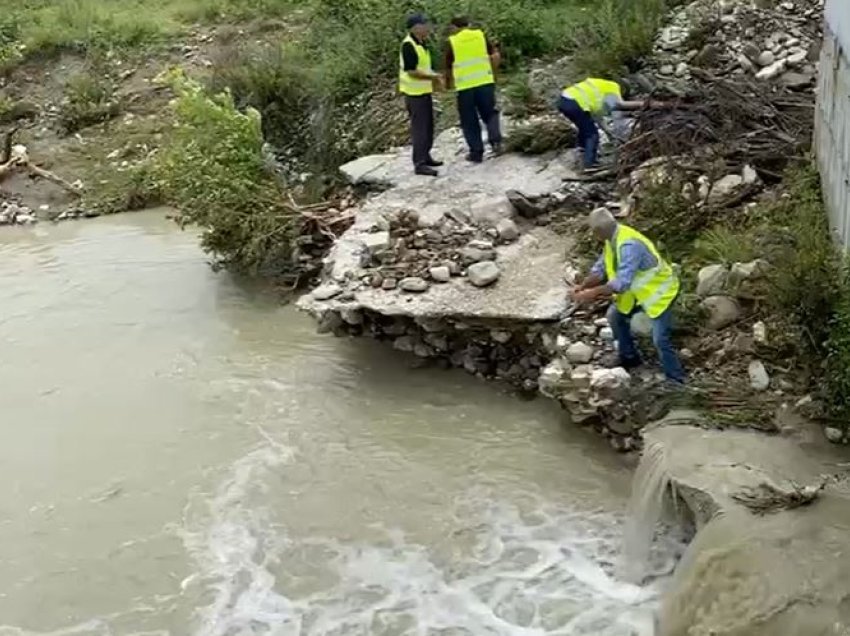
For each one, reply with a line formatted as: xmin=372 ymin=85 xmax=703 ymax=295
xmin=0 ymin=210 xmax=680 ymax=635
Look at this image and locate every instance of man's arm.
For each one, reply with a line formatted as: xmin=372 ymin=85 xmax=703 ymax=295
xmin=574 ymin=241 xmax=643 ymax=302
xmin=486 ymin=36 xmax=501 ymax=73
xmin=403 ymin=42 xmax=440 ymax=81
xmin=576 ymin=255 xmax=606 ymax=290
xmin=443 ymin=43 xmax=454 ymax=90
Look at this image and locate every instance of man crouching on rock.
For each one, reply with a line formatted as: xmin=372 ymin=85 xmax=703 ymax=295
xmin=571 ymin=207 xmax=686 ymax=384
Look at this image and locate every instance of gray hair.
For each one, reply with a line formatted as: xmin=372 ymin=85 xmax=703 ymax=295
xmin=588 ymin=207 xmax=617 ymax=236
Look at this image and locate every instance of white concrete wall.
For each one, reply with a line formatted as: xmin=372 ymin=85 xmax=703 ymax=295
xmin=815 ymin=0 xmax=850 ymax=246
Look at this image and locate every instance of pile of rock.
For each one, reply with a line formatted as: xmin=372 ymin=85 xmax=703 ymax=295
xmin=355 ymin=208 xmax=522 ymax=294
xmin=0 ymin=201 xmax=37 ymax=225
xmin=649 ymin=0 xmax=822 ymax=92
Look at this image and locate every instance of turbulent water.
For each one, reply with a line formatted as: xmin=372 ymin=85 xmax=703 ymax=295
xmin=0 ymin=211 xmax=682 ymax=636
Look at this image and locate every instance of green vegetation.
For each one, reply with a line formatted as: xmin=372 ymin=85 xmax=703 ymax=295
xmin=59 ymin=64 xmax=121 ymax=133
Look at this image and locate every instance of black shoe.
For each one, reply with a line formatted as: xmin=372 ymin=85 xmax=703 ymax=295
xmin=466 ymin=153 xmax=483 ymax=163
xmin=414 ymin=165 xmax=439 ymax=177
xmin=425 ymin=157 xmax=444 ymax=167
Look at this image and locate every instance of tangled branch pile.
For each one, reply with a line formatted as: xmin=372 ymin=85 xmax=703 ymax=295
xmin=732 ymin=479 xmax=827 ymax=515
xmin=619 ymin=71 xmax=815 ymax=180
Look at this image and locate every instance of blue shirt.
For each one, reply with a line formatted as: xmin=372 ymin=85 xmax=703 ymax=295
xmin=590 ymin=226 xmax=658 ymax=293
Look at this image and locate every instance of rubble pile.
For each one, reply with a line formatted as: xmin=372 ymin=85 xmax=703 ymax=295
xmin=648 ymin=0 xmax=822 ymax=91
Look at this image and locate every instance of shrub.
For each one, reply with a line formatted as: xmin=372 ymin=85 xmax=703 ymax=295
xmin=694 ymin=226 xmax=759 ymax=265
xmin=58 ymin=66 xmax=122 ymax=133
xmin=157 ymin=74 xmax=300 ymax=275
xmin=825 ymin=270 xmax=850 ymax=422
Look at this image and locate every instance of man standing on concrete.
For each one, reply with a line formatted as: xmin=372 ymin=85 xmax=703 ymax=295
xmin=400 ymin=14 xmax=443 ymax=177
xmin=444 ymin=16 xmax=502 ymax=163
xmin=572 ymin=208 xmax=686 ymax=384
xmin=557 ymin=77 xmax=628 ymax=170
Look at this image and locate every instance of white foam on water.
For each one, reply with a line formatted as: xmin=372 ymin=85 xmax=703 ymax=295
xmin=177 ymin=444 xmax=685 ymax=636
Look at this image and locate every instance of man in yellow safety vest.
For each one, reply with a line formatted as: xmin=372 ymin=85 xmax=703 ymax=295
xmin=572 ymin=207 xmax=686 ymax=383
xmin=444 ymin=16 xmax=502 ymax=163
xmin=400 ymin=14 xmax=443 ymax=176
xmin=558 ymin=77 xmax=628 ymax=170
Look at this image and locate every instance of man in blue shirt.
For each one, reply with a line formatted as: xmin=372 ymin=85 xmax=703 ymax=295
xmin=572 ymin=208 xmax=686 ymax=383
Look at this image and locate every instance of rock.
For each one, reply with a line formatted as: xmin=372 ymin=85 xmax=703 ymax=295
xmin=701 ymin=296 xmax=742 ymax=330
xmin=312 ymin=283 xmax=343 ymax=301
xmin=413 ymin=342 xmax=432 ymax=358
xmin=1 ymin=100 xmax=38 ymax=123
xmin=339 ymin=307 xmax=363 ymax=325
xmin=590 ymin=367 xmax=631 ymax=390
xmin=339 ymin=154 xmax=395 ymax=185
xmin=566 ymin=342 xmax=594 ymax=364
xmin=697 ymin=175 xmax=711 ymax=202
xmin=693 ymin=44 xmax=721 ymax=68
xmin=316 ymin=311 xmax=344 ymax=334
xmin=786 ymin=50 xmax=807 ymax=66
xmin=362 ymin=231 xmax=390 ymax=255
xmin=742 ymin=43 xmax=760 ymax=62
xmin=393 ymin=336 xmax=415 ymax=353
xmin=660 ymin=64 xmax=675 ymax=76
xmin=696 ymin=264 xmax=729 ymax=298
xmin=781 ymin=71 xmax=814 ymax=89
xmin=742 ymin=164 xmax=759 ymax=186
xmin=467 ymin=261 xmax=501 ymax=287
xmin=599 ymin=327 xmax=614 ymax=341
xmin=728 ymin=259 xmax=769 ymax=287
xmin=381 ymin=278 xmax=398 ymax=291
xmin=708 ymin=175 xmax=744 ymax=203
xmin=825 ymin=427 xmax=844 ymax=444
xmin=506 ymin=190 xmax=545 ymax=218
xmin=399 ymin=277 xmax=429 ymax=293
xmin=675 ymin=62 xmax=689 ymax=77
xmin=429 ymin=266 xmax=451 ymax=283
xmin=631 ymin=312 xmax=653 ymax=337
xmin=496 ymin=218 xmax=520 ymax=242
xmin=16 ymin=214 xmax=36 ymax=225
xmin=748 ymin=360 xmax=770 ymax=391
xmin=755 ymin=59 xmax=787 ymax=80
xmin=539 ymin=358 xmax=570 ymax=399
xmin=460 ymin=246 xmax=496 ymax=265
xmin=737 ymin=53 xmax=755 ymax=73
xmin=753 ymin=320 xmax=768 ymax=344
xmin=757 ymin=50 xmax=776 ymax=66
xmin=491 ymin=330 xmax=512 ymax=344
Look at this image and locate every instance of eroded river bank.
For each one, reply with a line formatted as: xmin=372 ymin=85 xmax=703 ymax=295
xmin=0 ymin=210 xmax=684 ymax=635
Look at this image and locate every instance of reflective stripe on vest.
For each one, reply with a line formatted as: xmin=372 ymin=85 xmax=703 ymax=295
xmin=449 ymin=28 xmax=493 ymax=91
xmin=399 ymin=34 xmax=433 ymax=96
xmin=603 ymin=224 xmax=680 ymax=319
xmin=562 ymin=78 xmax=622 ymax=115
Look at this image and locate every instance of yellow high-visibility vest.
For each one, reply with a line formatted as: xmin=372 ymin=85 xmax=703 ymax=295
xmin=399 ymin=34 xmax=433 ymax=96
xmin=604 ymin=224 xmax=679 ymax=319
xmin=448 ymin=28 xmax=494 ymax=91
xmin=562 ymin=78 xmax=622 ymax=115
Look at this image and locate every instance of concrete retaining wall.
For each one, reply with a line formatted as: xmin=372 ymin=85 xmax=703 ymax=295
xmin=815 ymin=0 xmax=850 ymax=247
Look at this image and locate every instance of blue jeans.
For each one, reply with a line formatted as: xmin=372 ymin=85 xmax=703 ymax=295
xmin=557 ymin=95 xmax=599 ymax=168
xmin=457 ymin=84 xmax=502 ymax=160
xmin=607 ymin=303 xmax=686 ymax=384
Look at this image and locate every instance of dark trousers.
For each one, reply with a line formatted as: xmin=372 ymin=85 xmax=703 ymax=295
xmin=457 ymin=83 xmax=502 ymax=160
xmin=606 ymin=303 xmax=686 ymax=384
xmin=558 ymin=95 xmax=599 ymax=168
xmin=405 ymin=94 xmax=434 ymax=169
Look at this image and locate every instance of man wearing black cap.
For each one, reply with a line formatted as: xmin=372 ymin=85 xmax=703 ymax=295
xmin=400 ymin=14 xmax=443 ymax=176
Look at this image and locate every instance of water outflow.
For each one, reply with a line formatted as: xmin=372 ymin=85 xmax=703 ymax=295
xmin=619 ymin=441 xmax=675 ymax=584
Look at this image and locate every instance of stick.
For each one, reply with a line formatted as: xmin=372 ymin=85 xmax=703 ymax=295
xmin=25 ymin=163 xmax=83 ymax=196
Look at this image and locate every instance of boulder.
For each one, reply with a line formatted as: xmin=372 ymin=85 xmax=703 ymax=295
xmin=748 ymin=360 xmax=770 ymax=391
xmin=362 ymin=231 xmax=390 ymax=255
xmin=825 ymin=427 xmax=844 ymax=444
xmin=566 ymin=342 xmax=594 ymax=364
xmin=312 ymin=283 xmax=343 ymax=301
xmin=757 ymin=50 xmax=776 ymax=66
xmin=728 ymin=259 xmax=769 ymax=287
xmin=428 ymin=266 xmax=451 ymax=283
xmin=467 ymin=261 xmax=501 ymax=287
xmin=708 ymin=175 xmax=744 ymax=203
xmin=539 ymin=358 xmax=571 ymax=399
xmin=590 ymin=367 xmax=631 ymax=391
xmin=756 ymin=59 xmax=787 ymax=80
xmin=399 ymin=277 xmax=430 ymax=293
xmin=697 ymin=264 xmax=729 ymax=298
xmin=496 ymin=218 xmax=520 ymax=242
xmin=701 ymin=296 xmax=742 ymax=330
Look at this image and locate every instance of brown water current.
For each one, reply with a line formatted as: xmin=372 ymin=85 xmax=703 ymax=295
xmin=0 ymin=210 xmax=683 ymax=635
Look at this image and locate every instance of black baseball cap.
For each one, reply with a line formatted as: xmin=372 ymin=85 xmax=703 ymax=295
xmin=406 ymin=13 xmax=429 ymax=29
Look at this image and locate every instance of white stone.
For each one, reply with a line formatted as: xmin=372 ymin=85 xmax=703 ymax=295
xmin=702 ymin=296 xmax=742 ymax=330
xmin=757 ymin=50 xmax=776 ymax=66
xmin=787 ymin=50 xmax=807 ymax=66
xmin=825 ymin=427 xmax=844 ymax=444
xmin=748 ymin=360 xmax=770 ymax=391
xmin=362 ymin=231 xmax=390 ymax=254
xmin=660 ymin=64 xmax=675 ymax=75
xmin=753 ymin=320 xmax=768 ymax=344
xmin=697 ymin=264 xmax=729 ymax=298
xmin=742 ymin=164 xmax=759 ymax=185
xmin=729 ymin=259 xmax=770 ymax=286
xmin=708 ymin=175 xmax=744 ymax=203
xmin=697 ymin=175 xmax=711 ymax=202
xmin=468 ymin=239 xmax=494 ymax=250
xmin=467 ymin=261 xmax=500 ymax=287
xmin=599 ymin=327 xmax=614 ymax=341
xmin=16 ymin=214 xmax=36 ymax=225
xmin=539 ymin=358 xmax=570 ymax=399
xmin=594 ymin=317 xmax=609 ymax=328
xmin=429 ymin=266 xmax=451 ymax=283
xmin=400 ymin=277 xmax=430 ymax=293
xmin=756 ymin=59 xmax=787 ymax=80
xmin=312 ymin=283 xmax=343 ymax=301
xmin=590 ymin=367 xmax=631 ymax=390
xmin=675 ymin=62 xmax=689 ymax=77
xmin=737 ymin=53 xmax=755 ymax=73
xmin=496 ymin=218 xmax=520 ymax=242
xmin=566 ymin=342 xmax=594 ymax=364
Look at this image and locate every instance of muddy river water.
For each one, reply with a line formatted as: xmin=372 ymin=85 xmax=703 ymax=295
xmin=0 ymin=211 xmax=680 ymax=635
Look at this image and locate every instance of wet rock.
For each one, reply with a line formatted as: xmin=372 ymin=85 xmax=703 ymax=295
xmin=748 ymin=360 xmax=770 ymax=391
xmin=313 ymin=283 xmax=343 ymax=301
xmin=467 ymin=261 xmax=501 ymax=287
xmin=399 ymin=277 xmax=429 ymax=293
xmin=566 ymin=342 xmax=594 ymax=364
xmin=742 ymin=43 xmax=761 ymax=63
xmin=317 ymin=311 xmax=344 ymax=334
xmin=701 ymin=296 xmax=742 ymax=330
xmin=429 ymin=266 xmax=451 ymax=283
xmin=413 ymin=342 xmax=432 ymax=358
xmin=697 ymin=264 xmax=728 ymax=298
xmin=339 ymin=307 xmax=363 ymax=325
xmin=393 ymin=336 xmax=415 ymax=353
xmin=496 ymin=218 xmax=520 ymax=242
xmin=825 ymin=427 xmax=844 ymax=444
xmin=786 ymin=50 xmax=807 ymax=66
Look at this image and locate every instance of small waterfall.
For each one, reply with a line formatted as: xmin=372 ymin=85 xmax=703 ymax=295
xmin=619 ymin=440 xmax=673 ymax=584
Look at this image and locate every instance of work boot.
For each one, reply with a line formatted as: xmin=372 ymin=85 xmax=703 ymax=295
xmin=414 ymin=165 xmax=439 ymax=177
xmin=425 ymin=157 xmax=444 ymax=167
xmin=466 ymin=153 xmax=483 ymax=164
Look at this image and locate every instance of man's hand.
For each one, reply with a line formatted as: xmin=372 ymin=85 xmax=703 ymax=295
xmin=572 ymin=288 xmax=597 ymax=304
